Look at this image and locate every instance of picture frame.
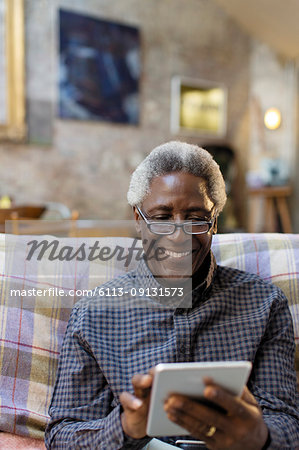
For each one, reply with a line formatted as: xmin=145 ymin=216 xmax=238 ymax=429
xmin=170 ymin=76 xmax=227 ymax=137
xmin=0 ymin=0 xmax=26 ymax=141
xmin=58 ymin=9 xmax=140 ymax=125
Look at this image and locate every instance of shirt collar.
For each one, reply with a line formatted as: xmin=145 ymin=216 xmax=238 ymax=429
xmin=191 ymin=250 xmax=217 ymax=302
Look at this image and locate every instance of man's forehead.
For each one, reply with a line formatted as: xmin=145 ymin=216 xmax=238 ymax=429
xmin=149 ymin=172 xmax=206 ymax=188
xmin=145 ymin=172 xmax=215 ymax=211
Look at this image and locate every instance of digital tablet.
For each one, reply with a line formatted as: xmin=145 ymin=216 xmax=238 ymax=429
xmin=146 ymin=361 xmax=252 ymax=437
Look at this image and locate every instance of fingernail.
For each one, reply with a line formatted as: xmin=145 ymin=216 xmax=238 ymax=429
xmin=142 ymin=375 xmax=152 ymax=383
xmin=133 ymin=398 xmax=143 ymax=409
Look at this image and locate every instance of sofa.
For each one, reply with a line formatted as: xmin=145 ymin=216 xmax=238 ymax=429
xmin=0 ymin=232 xmax=298 ymax=448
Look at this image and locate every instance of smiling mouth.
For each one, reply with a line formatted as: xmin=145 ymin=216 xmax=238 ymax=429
xmin=164 ymin=249 xmax=192 ymax=258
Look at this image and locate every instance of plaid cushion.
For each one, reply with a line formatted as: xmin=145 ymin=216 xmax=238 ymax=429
xmin=0 ymin=235 xmax=138 ymax=438
xmin=212 ymin=233 xmax=299 ymax=343
xmin=212 ymin=233 xmax=299 ymax=373
xmin=0 ymin=233 xmax=298 ymax=438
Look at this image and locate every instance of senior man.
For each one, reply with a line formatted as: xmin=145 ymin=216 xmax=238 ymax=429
xmin=45 ymin=142 xmax=298 ymax=449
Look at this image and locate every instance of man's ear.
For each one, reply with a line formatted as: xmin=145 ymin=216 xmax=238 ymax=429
xmin=133 ymin=206 xmax=142 ymax=233
xmin=212 ymin=217 xmax=218 ymax=235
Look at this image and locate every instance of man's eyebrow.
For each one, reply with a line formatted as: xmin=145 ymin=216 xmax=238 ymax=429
xmin=147 ymin=205 xmax=172 ymax=213
xmin=184 ymin=207 xmax=213 ymax=214
xmin=147 ymin=206 xmax=213 ymax=215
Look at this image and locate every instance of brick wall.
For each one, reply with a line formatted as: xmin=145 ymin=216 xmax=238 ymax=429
xmin=0 ymin=0 xmax=251 ymax=221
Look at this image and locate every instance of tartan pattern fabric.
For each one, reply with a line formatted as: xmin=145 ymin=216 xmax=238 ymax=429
xmin=212 ymin=233 xmax=299 ymax=356
xmin=0 ymin=233 xmax=298 ymax=440
xmin=0 ymin=235 xmax=144 ymax=439
xmin=0 ymin=235 xmax=80 ymax=439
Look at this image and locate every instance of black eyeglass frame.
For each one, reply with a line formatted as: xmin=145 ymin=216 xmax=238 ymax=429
xmin=136 ymin=206 xmax=216 ymax=236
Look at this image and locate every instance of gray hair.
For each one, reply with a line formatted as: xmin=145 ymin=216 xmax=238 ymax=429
xmin=127 ymin=141 xmax=227 ymax=214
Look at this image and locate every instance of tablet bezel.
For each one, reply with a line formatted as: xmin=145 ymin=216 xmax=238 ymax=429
xmin=146 ymin=361 xmax=252 ymax=437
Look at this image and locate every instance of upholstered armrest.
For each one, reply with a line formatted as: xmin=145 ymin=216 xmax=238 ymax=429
xmin=0 ymin=432 xmax=45 ymax=449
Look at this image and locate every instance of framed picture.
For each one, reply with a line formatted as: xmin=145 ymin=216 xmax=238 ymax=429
xmin=171 ymin=76 xmax=227 ymax=137
xmin=59 ymin=9 xmax=140 ymax=125
xmin=0 ymin=0 xmax=26 ymax=141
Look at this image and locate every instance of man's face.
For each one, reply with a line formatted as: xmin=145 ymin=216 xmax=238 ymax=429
xmin=133 ymin=172 xmax=217 ymax=283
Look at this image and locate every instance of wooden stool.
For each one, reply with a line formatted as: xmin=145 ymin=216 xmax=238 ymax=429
xmin=247 ymin=185 xmax=292 ymax=233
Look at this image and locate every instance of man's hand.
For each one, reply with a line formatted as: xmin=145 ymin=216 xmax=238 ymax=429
xmin=164 ymin=379 xmax=269 ymax=450
xmin=120 ymin=373 xmax=153 ymax=439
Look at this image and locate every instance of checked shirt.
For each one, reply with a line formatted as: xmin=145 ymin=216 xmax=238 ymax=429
xmin=45 ymin=253 xmax=299 ymax=449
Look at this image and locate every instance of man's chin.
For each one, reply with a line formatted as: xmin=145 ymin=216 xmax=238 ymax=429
xmin=150 ymin=261 xmax=192 ymax=278
xmin=154 ymin=267 xmax=193 ymax=286
xmin=146 ymin=252 xmax=196 ymax=287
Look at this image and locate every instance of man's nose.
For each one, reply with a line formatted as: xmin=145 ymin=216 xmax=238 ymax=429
xmin=167 ymin=223 xmax=190 ymax=244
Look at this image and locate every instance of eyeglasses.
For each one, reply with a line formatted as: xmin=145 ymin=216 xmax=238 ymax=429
xmin=136 ymin=206 xmax=216 ymax=235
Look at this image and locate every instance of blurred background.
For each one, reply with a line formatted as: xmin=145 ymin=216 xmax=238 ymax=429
xmin=0 ymin=0 xmax=299 ymax=233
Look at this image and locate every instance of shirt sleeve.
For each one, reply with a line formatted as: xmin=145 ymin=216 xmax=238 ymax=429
xmin=44 ymin=305 xmax=150 ymax=450
xmin=249 ymin=291 xmax=299 ymax=449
